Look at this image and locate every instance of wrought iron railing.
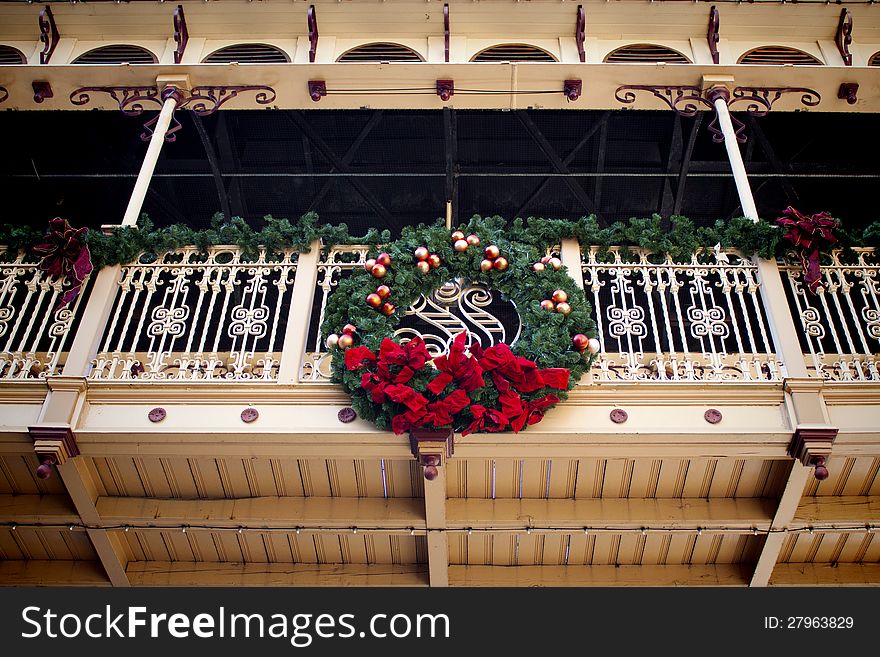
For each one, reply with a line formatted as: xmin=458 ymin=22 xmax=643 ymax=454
xmin=90 ymin=246 xmax=297 ymax=381
xmin=581 ymin=247 xmax=783 ymax=382
xmin=0 ymin=249 xmax=88 ymax=379
xmin=782 ymin=248 xmax=879 ymax=382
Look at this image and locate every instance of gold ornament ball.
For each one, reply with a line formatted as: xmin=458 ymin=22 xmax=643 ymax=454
xmin=366 ymin=293 xmax=382 ymax=308
xmin=493 ymin=256 xmax=509 ymax=271
xmin=555 ymin=301 xmax=571 ymax=315
xmin=484 ymin=244 xmax=500 ymax=259
xmin=479 ymin=259 xmax=494 ymax=272
xmin=376 ymin=285 xmax=391 ymax=299
xmin=376 ymin=252 xmax=392 ymax=266
xmin=416 ymin=260 xmax=431 ymax=274
xmin=325 ymin=333 xmax=340 ymax=349
xmin=414 ymin=246 xmax=429 ymax=261
xmin=454 ymin=239 xmax=469 ymax=252
xmin=587 ymin=338 xmax=601 ymax=355
xmin=364 ymin=258 xmax=376 ymax=272
xmin=467 ymin=234 xmax=481 ymax=246
xmin=381 ymin=302 xmax=396 ymax=316
xmin=428 ymin=254 xmax=441 ymax=268
xmin=571 ymin=334 xmax=588 ymax=351
xmin=548 ymin=257 xmax=562 ymax=270
xmin=342 ymin=324 xmax=357 ymax=335
xmin=371 ymin=263 xmax=387 ymax=278
xmin=451 ymin=230 xmax=465 ymax=241
xmin=540 ymin=300 xmax=555 ymax=311
xmin=337 ymin=334 xmax=354 ymax=349
xmin=532 ymin=262 xmax=545 ymax=273
xmin=552 ymin=289 xmax=568 ymax=303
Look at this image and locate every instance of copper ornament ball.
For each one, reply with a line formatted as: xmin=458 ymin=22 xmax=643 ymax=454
xmin=532 ymin=262 xmax=545 ymax=272
xmin=466 ymin=234 xmax=481 ymax=246
xmin=548 ymin=257 xmax=562 ymax=270
xmin=371 ymin=263 xmax=387 ymax=278
xmin=555 ymin=301 xmax=571 ymax=315
xmin=376 ymin=285 xmax=391 ymax=299
xmin=484 ymin=244 xmax=500 ymax=259
xmin=366 ymin=293 xmax=382 ymax=308
xmin=414 ymin=246 xmax=429 ymax=261
xmin=480 ymin=259 xmax=494 ymax=272
xmin=376 ymin=252 xmax=392 ymax=266
xmin=381 ymin=302 xmax=396 ymax=316
xmin=416 ymin=260 xmax=431 ymax=274
xmin=552 ymin=289 xmax=568 ymax=303
xmin=572 ymin=333 xmax=588 ymax=351
xmin=540 ymin=255 xmax=552 ymax=265
xmin=451 ymin=230 xmax=465 ymax=242
xmin=493 ymin=256 xmax=509 ymax=271
xmin=364 ymin=258 xmax=376 ymax=272
xmin=428 ymin=253 xmax=441 ymax=268
xmin=454 ymin=239 xmax=469 ymax=252
xmin=540 ymin=300 xmax=555 ymax=311
xmin=325 ymin=333 xmax=340 ymax=349
xmin=337 ymin=334 xmax=354 ymax=349
xmin=342 ymin=324 xmax=357 ymax=335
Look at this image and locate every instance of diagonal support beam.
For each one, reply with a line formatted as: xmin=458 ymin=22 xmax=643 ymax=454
xmin=750 ymin=460 xmax=810 ymax=587
xmin=514 ymin=110 xmax=595 ymax=214
xmin=287 ymin=111 xmax=397 ymax=228
xmin=660 ymin=114 xmax=683 ymax=216
xmin=192 ymin=113 xmax=232 ymax=221
xmin=746 ymin=115 xmax=800 ymax=206
xmin=593 ymin=117 xmax=609 ymax=211
xmin=308 ymin=110 xmax=384 ymax=212
xmin=673 ymin=113 xmax=703 ymax=215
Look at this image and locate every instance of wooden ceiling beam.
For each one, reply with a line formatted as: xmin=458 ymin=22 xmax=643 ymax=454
xmin=447 ymin=498 xmax=775 ymax=531
xmin=0 ymin=493 xmax=79 ymax=524
xmin=449 ymin=564 xmax=750 ymax=587
xmin=126 ymin=562 xmax=428 ymax=587
xmin=794 ymin=496 xmax=880 ymax=525
xmin=769 ymin=563 xmax=880 ymax=587
xmin=97 ymin=496 xmax=425 ymax=529
xmin=0 ymin=560 xmax=110 ymax=586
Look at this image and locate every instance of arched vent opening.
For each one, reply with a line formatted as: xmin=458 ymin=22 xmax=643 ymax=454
xmin=0 ymin=45 xmax=26 ymax=65
xmin=738 ymin=46 xmax=822 ymax=65
xmin=72 ymin=45 xmax=157 ymax=65
xmin=337 ymin=43 xmax=423 ymax=62
xmin=604 ymin=44 xmax=690 ymax=64
xmin=471 ymin=44 xmax=556 ymax=62
xmin=869 ymin=51 xmax=880 ymax=66
xmin=203 ymin=44 xmax=290 ymax=64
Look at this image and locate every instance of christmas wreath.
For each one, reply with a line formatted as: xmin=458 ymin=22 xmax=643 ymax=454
xmin=321 ymin=216 xmax=599 ymax=435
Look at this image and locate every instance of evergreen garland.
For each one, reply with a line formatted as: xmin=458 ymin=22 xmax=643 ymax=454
xmin=320 ymin=216 xmax=596 ymax=433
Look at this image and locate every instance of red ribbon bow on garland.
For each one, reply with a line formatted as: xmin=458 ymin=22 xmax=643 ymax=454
xmin=32 ymin=218 xmax=93 ymax=310
xmin=345 ymin=331 xmax=570 ymax=435
xmin=775 ymin=207 xmax=837 ymax=294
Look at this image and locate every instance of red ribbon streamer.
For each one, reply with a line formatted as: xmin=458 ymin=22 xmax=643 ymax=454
xmin=32 ymin=218 xmax=93 ymax=310
xmin=776 ymin=206 xmax=837 ymax=294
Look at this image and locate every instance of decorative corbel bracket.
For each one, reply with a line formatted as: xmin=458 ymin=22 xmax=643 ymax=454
xmin=308 ymin=5 xmax=319 ymax=63
xmin=173 ymin=4 xmax=189 ymax=64
xmin=575 ymin=4 xmax=585 ymax=63
xmin=32 ymin=80 xmax=53 ymax=103
xmin=436 ymin=79 xmax=454 ymax=102
xmin=39 ymin=5 xmax=59 ymax=65
xmin=410 ymin=427 xmax=454 ymax=481
xmin=836 ymin=8 xmax=853 ymax=67
xmin=69 ymin=83 xmax=276 ymax=141
xmin=707 ymin=6 xmax=720 ymax=65
xmin=788 ymin=425 xmax=838 ymax=481
xmin=564 ymin=79 xmax=582 ymax=102
xmin=838 ymin=83 xmax=858 ymax=105
xmin=614 ymin=83 xmax=820 ymax=143
xmin=308 ymin=80 xmax=326 ymax=102
xmin=444 ymin=4 xmax=450 ymax=63
xmin=29 ymin=426 xmax=80 ymax=480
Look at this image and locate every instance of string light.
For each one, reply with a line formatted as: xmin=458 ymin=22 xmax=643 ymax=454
xmin=238 ymin=527 xmax=244 ymax=534
xmin=295 ymin=527 xmax=302 ymax=535
xmin=124 ymin=525 xmax=130 ymax=533
xmin=583 ymin=528 xmax=589 ymax=535
xmin=68 ymin=524 xmax=75 ymax=531
xmin=526 ymin=527 xmax=532 ymax=535
xmin=641 ymin=527 xmax=647 ymax=535
xmin=697 ymin=527 xmax=703 ymax=536
xmin=182 ymin=526 xmax=187 ymax=534
xmin=410 ymin=528 xmax=416 ymax=535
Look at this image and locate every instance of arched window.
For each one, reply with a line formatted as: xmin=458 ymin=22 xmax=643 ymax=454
xmin=869 ymin=51 xmax=880 ymax=66
xmin=604 ymin=44 xmax=691 ymax=64
xmin=337 ymin=43 xmax=423 ymax=62
xmin=0 ymin=45 xmax=26 ymax=65
xmin=72 ymin=45 xmax=157 ymax=64
xmin=471 ymin=44 xmax=556 ymax=62
xmin=738 ymin=46 xmax=822 ymax=65
xmin=203 ymin=44 xmax=289 ymax=63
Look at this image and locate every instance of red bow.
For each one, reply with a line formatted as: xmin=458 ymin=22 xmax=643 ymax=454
xmin=345 ymin=345 xmax=377 ymax=371
xmin=510 ymin=394 xmax=560 ymax=433
xmin=776 ymin=207 xmax=837 ymax=294
xmin=475 ymin=342 xmax=569 ymax=393
xmin=32 ymin=218 xmax=93 ymax=310
xmin=379 ymin=336 xmax=431 ymax=371
xmin=461 ymin=404 xmax=510 ymax=436
xmin=428 ymin=332 xmax=485 ymax=394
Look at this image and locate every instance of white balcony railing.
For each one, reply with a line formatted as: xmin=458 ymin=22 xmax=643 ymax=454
xmin=582 ymin=247 xmax=783 ymax=382
xmin=0 ymin=250 xmax=88 ymax=380
xmin=90 ymin=246 xmax=298 ymax=381
xmin=783 ymin=248 xmax=880 ymax=382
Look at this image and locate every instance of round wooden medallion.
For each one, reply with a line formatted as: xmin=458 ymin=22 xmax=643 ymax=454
xmin=148 ymin=407 xmax=167 ymax=423
xmin=241 ymin=408 xmax=259 ymax=423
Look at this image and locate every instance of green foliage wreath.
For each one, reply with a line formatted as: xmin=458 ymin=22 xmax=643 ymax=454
xmin=321 ymin=216 xmax=597 ymax=434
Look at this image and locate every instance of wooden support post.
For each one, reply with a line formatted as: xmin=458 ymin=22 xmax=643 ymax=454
xmin=278 ymin=240 xmax=321 ymax=384
xmin=560 ymin=237 xmax=584 ymax=290
xmin=750 ymin=460 xmax=811 ymax=587
xmin=411 ymin=428 xmax=451 ymax=587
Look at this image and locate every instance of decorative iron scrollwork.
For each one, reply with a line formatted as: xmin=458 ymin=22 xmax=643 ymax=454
xmin=173 ymin=4 xmax=189 ymax=64
xmin=614 ymin=85 xmax=712 ymax=117
xmin=185 ymin=85 xmax=277 ymax=115
xmin=836 ymin=8 xmax=853 ymax=66
xmin=39 ymin=5 xmax=59 ymax=65
xmin=0 ymin=87 xmax=8 ymax=104
xmin=728 ymin=87 xmax=821 ymax=117
xmin=707 ymin=6 xmax=720 ymax=65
